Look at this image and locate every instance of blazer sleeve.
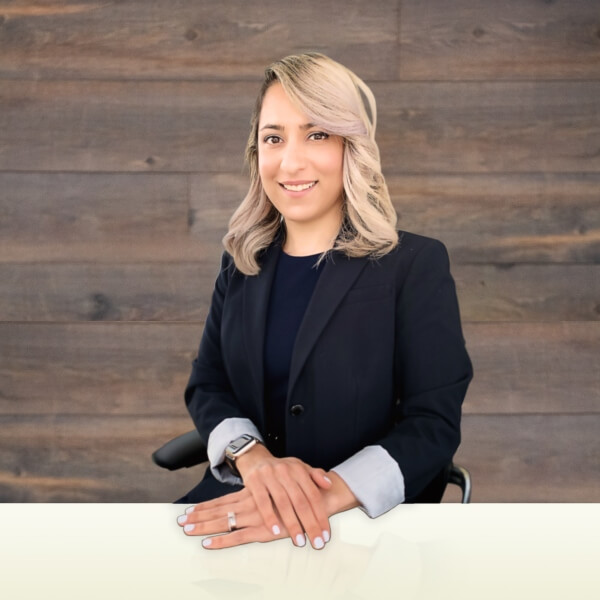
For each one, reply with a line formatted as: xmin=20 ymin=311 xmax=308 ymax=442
xmin=184 ymin=252 xmax=250 ymax=444
xmin=380 ymin=237 xmax=473 ymax=501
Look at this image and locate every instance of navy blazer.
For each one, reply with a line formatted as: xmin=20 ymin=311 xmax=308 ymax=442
xmin=184 ymin=231 xmax=472 ymax=502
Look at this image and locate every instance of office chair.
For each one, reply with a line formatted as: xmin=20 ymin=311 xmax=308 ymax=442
xmin=152 ymin=430 xmax=472 ymax=504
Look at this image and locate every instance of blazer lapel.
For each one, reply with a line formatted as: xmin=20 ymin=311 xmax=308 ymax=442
xmin=288 ymin=252 xmax=369 ymax=397
xmin=242 ymin=241 xmax=281 ymax=417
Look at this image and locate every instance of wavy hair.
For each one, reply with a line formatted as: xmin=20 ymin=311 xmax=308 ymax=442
xmin=223 ymin=52 xmax=398 ymax=275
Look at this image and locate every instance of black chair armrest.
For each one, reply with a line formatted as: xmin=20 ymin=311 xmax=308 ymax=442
xmin=152 ymin=430 xmax=208 ymax=471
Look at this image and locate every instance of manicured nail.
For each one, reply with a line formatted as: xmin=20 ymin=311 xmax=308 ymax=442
xmin=177 ymin=515 xmax=188 ymax=525
xmin=184 ymin=524 xmax=195 ymax=533
xmin=323 ymin=530 xmax=330 ymax=543
xmin=202 ymin=538 xmax=212 ymax=548
xmin=295 ymin=533 xmax=306 ymax=547
xmin=272 ymin=525 xmax=281 ymax=536
xmin=313 ymin=536 xmax=324 ymax=549
xmin=324 ymin=476 xmax=332 ymax=484
xmin=185 ymin=506 xmax=196 ymax=514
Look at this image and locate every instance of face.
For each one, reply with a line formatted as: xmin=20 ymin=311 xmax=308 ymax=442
xmin=257 ymin=83 xmax=344 ymax=235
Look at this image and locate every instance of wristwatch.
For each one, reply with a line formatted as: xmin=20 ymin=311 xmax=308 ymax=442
xmin=224 ymin=434 xmax=261 ymax=476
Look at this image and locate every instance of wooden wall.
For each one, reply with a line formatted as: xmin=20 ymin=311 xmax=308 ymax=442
xmin=1 ymin=0 xmax=598 ymax=502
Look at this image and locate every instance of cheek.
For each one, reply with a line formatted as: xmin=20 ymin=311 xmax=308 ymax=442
xmin=258 ymin=153 xmax=278 ymax=185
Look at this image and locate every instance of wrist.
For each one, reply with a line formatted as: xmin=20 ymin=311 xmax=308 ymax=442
xmin=235 ymin=442 xmax=271 ymax=478
xmin=323 ymin=471 xmax=360 ymax=516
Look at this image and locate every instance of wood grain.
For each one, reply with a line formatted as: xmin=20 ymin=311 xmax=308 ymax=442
xmin=0 ymin=415 xmax=205 ymax=502
xmin=372 ymin=80 xmax=600 ymax=174
xmin=2 ymin=80 xmax=599 ymax=173
xmin=1 ymin=322 xmax=598 ymax=417
xmin=0 ymin=262 xmax=598 ymax=322
xmin=454 ymin=265 xmax=600 ymax=321
xmin=399 ymin=0 xmax=600 ymax=80
xmin=462 ymin=322 xmax=600 ymax=415
xmin=453 ymin=414 xmax=600 ymax=502
xmin=388 ymin=173 xmax=600 ymax=264
xmin=0 ymin=172 xmax=213 ymax=262
xmin=0 ymin=0 xmax=398 ymax=81
xmin=0 ymin=323 xmax=201 ymax=417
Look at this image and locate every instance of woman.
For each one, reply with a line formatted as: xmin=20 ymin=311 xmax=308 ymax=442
xmin=176 ymin=53 xmax=472 ymax=550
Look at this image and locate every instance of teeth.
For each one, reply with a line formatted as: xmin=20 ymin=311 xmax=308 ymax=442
xmin=282 ymin=182 xmax=316 ymax=192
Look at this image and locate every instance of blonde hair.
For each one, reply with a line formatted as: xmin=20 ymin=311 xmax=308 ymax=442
xmin=223 ymin=52 xmax=398 ymax=275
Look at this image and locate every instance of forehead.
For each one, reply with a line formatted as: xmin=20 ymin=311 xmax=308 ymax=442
xmin=258 ymin=83 xmax=311 ymax=127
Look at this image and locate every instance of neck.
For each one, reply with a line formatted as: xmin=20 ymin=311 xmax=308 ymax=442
xmin=282 ymin=218 xmax=341 ymax=257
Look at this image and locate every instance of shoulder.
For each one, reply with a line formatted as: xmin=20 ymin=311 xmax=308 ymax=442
xmin=373 ymin=230 xmax=450 ymax=273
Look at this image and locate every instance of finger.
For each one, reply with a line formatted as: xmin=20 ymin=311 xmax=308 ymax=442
xmin=201 ymin=525 xmax=286 ymax=550
xmin=244 ymin=478 xmax=283 ymax=537
xmin=309 ymin=467 xmax=333 ymax=489
xmin=179 ymin=494 xmax=258 ymax=529
xmin=186 ymin=489 xmax=249 ymax=513
xmin=181 ymin=514 xmax=233 ymax=536
xmin=280 ymin=470 xmax=327 ymax=550
xmin=253 ymin=473 xmax=306 ymax=547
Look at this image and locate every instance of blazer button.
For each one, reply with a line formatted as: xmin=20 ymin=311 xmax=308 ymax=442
xmin=290 ymin=404 xmax=304 ymax=417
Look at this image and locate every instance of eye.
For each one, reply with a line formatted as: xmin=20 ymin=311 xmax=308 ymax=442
xmin=308 ymin=131 xmax=330 ymax=141
xmin=263 ymin=135 xmax=282 ymax=145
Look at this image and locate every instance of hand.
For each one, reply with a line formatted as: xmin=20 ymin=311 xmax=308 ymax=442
xmin=177 ymin=487 xmax=291 ymax=549
xmin=234 ymin=444 xmax=333 ymax=549
xmin=177 ymin=470 xmax=360 ymax=550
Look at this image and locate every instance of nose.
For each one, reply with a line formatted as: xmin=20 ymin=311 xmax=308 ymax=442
xmin=280 ymin=137 xmax=306 ymax=173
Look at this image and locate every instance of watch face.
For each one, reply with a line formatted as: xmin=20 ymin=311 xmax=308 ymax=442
xmin=229 ymin=436 xmax=252 ymax=453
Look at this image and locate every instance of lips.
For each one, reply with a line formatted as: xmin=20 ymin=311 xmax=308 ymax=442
xmin=280 ymin=181 xmax=317 ymax=192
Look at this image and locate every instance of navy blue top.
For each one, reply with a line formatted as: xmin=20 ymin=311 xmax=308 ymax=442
xmin=263 ymin=251 xmax=324 ymax=456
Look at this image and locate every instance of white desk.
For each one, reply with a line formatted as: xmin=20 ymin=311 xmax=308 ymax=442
xmin=1 ymin=504 xmax=597 ymax=599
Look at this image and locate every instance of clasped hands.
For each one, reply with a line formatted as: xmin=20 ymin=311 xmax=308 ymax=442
xmin=176 ymin=443 xmax=358 ymax=550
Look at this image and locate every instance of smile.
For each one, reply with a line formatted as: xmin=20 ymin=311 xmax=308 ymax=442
xmin=280 ymin=181 xmax=317 ymax=192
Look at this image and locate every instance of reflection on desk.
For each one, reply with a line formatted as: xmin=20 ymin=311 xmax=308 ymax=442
xmin=0 ymin=504 xmax=598 ymax=599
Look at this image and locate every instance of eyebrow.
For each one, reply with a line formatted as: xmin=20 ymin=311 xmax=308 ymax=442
xmin=259 ymin=122 xmax=317 ymax=132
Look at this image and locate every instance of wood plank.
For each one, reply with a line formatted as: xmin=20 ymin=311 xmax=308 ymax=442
xmin=0 ymin=415 xmax=206 ymax=502
xmin=454 ymin=265 xmax=600 ymax=321
xmin=0 ymin=172 xmax=214 ymax=263
xmin=2 ymin=80 xmax=599 ymax=173
xmin=0 ymin=80 xmax=254 ymax=172
xmin=453 ymin=415 xmax=600 ymax=502
xmin=190 ymin=172 xmax=600 ymax=264
xmin=387 ymin=173 xmax=600 ymax=264
xmin=0 ymin=323 xmax=201 ymax=417
xmin=372 ymin=80 xmax=600 ymax=174
xmin=463 ymin=322 xmax=600 ymax=415
xmin=0 ymin=413 xmax=597 ymax=502
xmin=0 ymin=0 xmax=398 ymax=81
xmin=1 ymin=323 xmax=598 ymax=417
xmin=399 ymin=0 xmax=600 ymax=80
xmin=0 ymin=263 xmax=598 ymax=322
xmin=0 ymin=263 xmax=218 ymax=321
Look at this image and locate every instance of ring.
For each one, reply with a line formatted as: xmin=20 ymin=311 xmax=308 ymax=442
xmin=227 ymin=511 xmax=237 ymax=532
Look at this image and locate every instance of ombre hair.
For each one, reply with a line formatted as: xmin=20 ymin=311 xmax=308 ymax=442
xmin=223 ymin=52 xmax=398 ymax=275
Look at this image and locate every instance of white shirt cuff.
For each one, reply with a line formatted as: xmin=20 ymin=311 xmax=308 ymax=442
xmin=331 ymin=445 xmax=405 ymax=518
xmin=207 ymin=418 xmax=264 ymax=485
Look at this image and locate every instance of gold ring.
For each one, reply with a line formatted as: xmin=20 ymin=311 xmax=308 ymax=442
xmin=227 ymin=511 xmax=237 ymax=532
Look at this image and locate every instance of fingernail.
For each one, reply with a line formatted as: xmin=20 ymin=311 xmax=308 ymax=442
xmin=183 ymin=524 xmax=195 ymax=533
xmin=323 ymin=530 xmax=330 ymax=543
xmin=272 ymin=525 xmax=281 ymax=535
xmin=177 ymin=515 xmax=188 ymax=525
xmin=295 ymin=533 xmax=306 ymax=547
xmin=202 ymin=538 xmax=212 ymax=548
xmin=324 ymin=476 xmax=332 ymax=484
xmin=185 ymin=506 xmax=196 ymax=514
xmin=313 ymin=536 xmax=324 ymax=550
